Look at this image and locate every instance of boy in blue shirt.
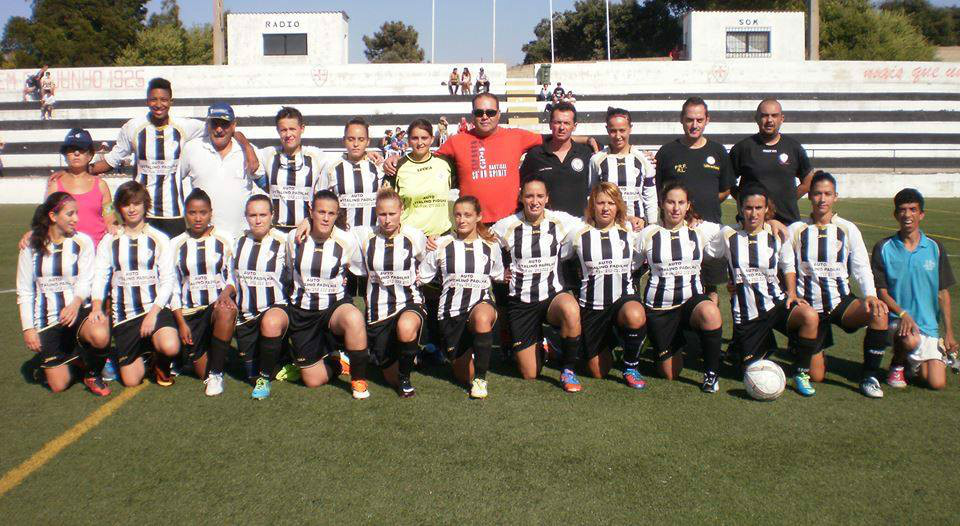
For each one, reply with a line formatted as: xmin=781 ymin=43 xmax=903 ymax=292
xmin=871 ymin=188 xmax=957 ymax=390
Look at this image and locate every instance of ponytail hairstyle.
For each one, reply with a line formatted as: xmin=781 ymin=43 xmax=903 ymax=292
xmin=516 ymin=174 xmax=549 ymax=213
xmin=737 ymin=184 xmax=776 ymax=221
xmin=658 ymin=180 xmax=702 ymax=225
xmin=375 ymin=187 xmax=403 ymax=209
xmin=584 ymin=182 xmax=628 ymax=228
xmin=312 ymin=189 xmax=346 ymax=230
xmin=30 ymin=192 xmax=75 ymax=253
xmin=454 ymin=195 xmax=495 ymax=242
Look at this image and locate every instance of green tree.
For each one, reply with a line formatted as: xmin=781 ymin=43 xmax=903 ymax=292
xmin=821 ymin=0 xmax=936 ymax=60
xmin=183 ymin=25 xmax=214 ymax=65
xmin=0 ymin=0 xmax=147 ymax=68
xmin=115 ymin=0 xmax=212 ymax=66
xmin=362 ymin=21 xmax=424 ymax=63
xmin=880 ymin=0 xmax=957 ymax=46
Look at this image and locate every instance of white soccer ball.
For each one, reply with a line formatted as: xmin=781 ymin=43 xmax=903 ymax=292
xmin=743 ymin=359 xmax=786 ymax=401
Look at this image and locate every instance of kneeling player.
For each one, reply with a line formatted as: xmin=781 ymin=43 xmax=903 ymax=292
xmin=639 ymin=182 xmax=724 ymax=392
xmin=171 ymin=189 xmax=238 ymax=396
xmin=788 ymin=172 xmax=889 ymax=398
xmin=287 ymin=190 xmax=371 ymax=399
xmin=873 ymin=188 xmax=956 ymax=390
xmin=705 ymin=186 xmax=822 ymax=396
xmin=17 ymin=192 xmax=111 ymax=395
xmin=352 ymin=189 xmax=428 ymax=397
xmin=232 ymin=195 xmax=290 ymax=400
xmin=92 ymin=181 xmax=180 ymax=387
xmin=492 ymin=175 xmax=584 ymax=392
xmin=566 ymin=183 xmax=647 ymax=388
xmin=420 ymin=196 xmax=504 ymax=398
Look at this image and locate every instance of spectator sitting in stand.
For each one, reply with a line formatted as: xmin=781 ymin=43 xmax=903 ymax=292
xmin=381 ymin=129 xmax=394 ymax=153
xmin=562 ymin=90 xmax=577 ymax=104
xmin=537 ymin=83 xmax=550 ymax=101
xmin=475 ymin=68 xmax=490 ymax=94
xmin=552 ymin=82 xmax=565 ymax=99
xmin=458 ymin=117 xmax=470 ymax=134
xmin=545 ymin=93 xmax=560 ymax=115
xmin=22 ymin=65 xmax=47 ymax=101
xmin=461 ymin=68 xmax=473 ymax=95
xmin=438 ymin=116 xmax=449 ymax=145
xmin=447 ymin=68 xmax=460 ymax=95
xmin=41 ymin=90 xmax=55 ymax=120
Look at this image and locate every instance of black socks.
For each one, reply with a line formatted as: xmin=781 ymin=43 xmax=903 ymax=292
xmin=258 ymin=335 xmax=282 ymax=379
xmin=700 ymin=328 xmax=723 ymax=375
xmin=473 ymin=331 xmax=493 ymax=380
xmin=561 ymin=336 xmax=582 ymax=371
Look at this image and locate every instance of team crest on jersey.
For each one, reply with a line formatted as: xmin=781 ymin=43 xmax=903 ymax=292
xmin=706 ymin=156 xmax=716 ymax=165
xmin=674 ymin=163 xmax=687 ymax=173
xmin=571 ymin=158 xmax=585 ymax=172
xmin=778 ymin=153 xmax=790 ymax=165
xmin=924 ymin=259 xmax=936 ymax=272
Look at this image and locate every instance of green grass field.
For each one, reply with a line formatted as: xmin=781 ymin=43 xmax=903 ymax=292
xmin=1 ymin=199 xmax=959 ymax=524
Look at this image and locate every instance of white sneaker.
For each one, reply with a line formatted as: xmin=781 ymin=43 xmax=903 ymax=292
xmin=859 ymin=376 xmax=884 ymax=399
xmin=204 ymin=373 xmax=224 ymax=396
xmin=470 ymin=378 xmax=488 ymax=399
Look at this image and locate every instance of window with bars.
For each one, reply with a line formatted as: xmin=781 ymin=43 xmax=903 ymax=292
xmin=725 ymin=31 xmax=771 ymax=57
xmin=263 ymin=34 xmax=308 ymax=56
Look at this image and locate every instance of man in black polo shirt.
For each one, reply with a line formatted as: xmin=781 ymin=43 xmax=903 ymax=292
xmin=730 ymin=98 xmax=814 ymax=224
xmin=520 ymin=101 xmax=595 ymax=217
xmin=655 ymin=96 xmax=735 ymax=301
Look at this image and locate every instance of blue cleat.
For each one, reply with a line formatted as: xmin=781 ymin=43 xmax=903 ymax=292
xmin=793 ymin=372 xmax=816 ymax=397
xmin=251 ymin=377 xmax=271 ymax=400
xmin=561 ymin=369 xmax=582 ymax=393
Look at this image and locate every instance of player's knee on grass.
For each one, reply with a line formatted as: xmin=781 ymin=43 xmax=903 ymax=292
xmin=922 ymin=360 xmax=947 ymax=390
xmin=516 ymin=345 xmax=540 ymax=380
xmin=45 ymin=367 xmax=71 ymax=393
xmin=809 ymin=352 xmax=826 ymax=382
xmin=301 ymin=362 xmax=331 ymax=388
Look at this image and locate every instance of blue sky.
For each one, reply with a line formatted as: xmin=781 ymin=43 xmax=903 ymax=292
xmin=2 ymin=0 xmax=959 ymax=65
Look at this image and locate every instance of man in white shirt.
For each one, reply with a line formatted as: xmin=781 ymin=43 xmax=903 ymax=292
xmin=180 ymin=103 xmax=263 ymax=235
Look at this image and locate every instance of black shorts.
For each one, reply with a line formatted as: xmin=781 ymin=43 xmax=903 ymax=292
xmin=733 ymin=300 xmax=796 ymax=365
xmin=235 ymin=306 xmax=289 ymax=363
xmin=508 ymin=291 xmax=566 ymax=351
xmin=441 ymin=300 xmax=496 ymax=359
xmin=36 ymin=307 xmax=91 ymax=369
xmin=367 ymin=305 xmax=426 ymax=368
xmin=114 ymin=308 xmax=177 ymax=366
xmin=288 ymin=299 xmax=352 ymax=368
xmin=581 ymin=295 xmax=644 ymax=359
xmin=559 ymin=259 xmax=582 ymax=294
xmin=700 ymin=259 xmax=728 ymax=288
xmin=181 ymin=306 xmax=214 ymax=361
xmin=645 ymin=293 xmax=713 ymax=362
xmin=146 ymin=217 xmax=185 ymax=238
xmin=346 ymin=274 xmax=367 ymax=298
xmin=815 ymin=294 xmax=860 ymax=350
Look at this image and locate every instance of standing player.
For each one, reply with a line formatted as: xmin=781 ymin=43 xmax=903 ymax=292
xmin=639 ymin=182 xmax=725 ymax=392
xmin=565 ymin=183 xmax=648 ymax=387
xmin=873 ymin=188 xmax=956 ymax=390
xmin=730 ymin=98 xmax=815 ymax=225
xmin=492 ymin=175 xmax=584 ymax=391
xmin=321 ymin=118 xmax=388 ymax=229
xmin=420 ymin=196 xmax=504 ymax=398
xmin=655 ymin=97 xmax=735 ymax=301
xmin=231 ymin=195 xmax=290 ymax=400
xmin=788 ymin=172 xmax=890 ymax=398
xmin=254 ymin=107 xmax=337 ymax=232
xmin=170 ymin=189 xmax=238 ymax=396
xmin=17 ymin=192 xmax=111 ymax=395
xmin=392 ymin=119 xmax=454 ymax=237
xmin=91 ymin=181 xmax=180 ymax=387
xmin=286 ymin=190 xmax=371 ymax=400
xmin=351 ymin=189 xmax=429 ymax=397
xmin=590 ymin=107 xmax=658 ymax=226
xmin=705 ymin=185 xmax=822 ymax=396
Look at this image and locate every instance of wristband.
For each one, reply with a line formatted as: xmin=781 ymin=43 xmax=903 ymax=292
xmin=898 ymin=310 xmax=908 ymax=318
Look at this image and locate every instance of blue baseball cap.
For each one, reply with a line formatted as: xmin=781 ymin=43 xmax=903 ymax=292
xmin=60 ymin=128 xmax=93 ymax=153
xmin=206 ymin=102 xmax=235 ymax=122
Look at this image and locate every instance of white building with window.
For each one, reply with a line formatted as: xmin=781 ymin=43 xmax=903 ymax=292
xmin=681 ymin=11 xmax=805 ymax=61
xmin=227 ymin=11 xmax=348 ymax=65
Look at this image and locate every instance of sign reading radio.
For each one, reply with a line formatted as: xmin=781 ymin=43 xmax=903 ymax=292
xmin=265 ymin=20 xmax=301 ymax=28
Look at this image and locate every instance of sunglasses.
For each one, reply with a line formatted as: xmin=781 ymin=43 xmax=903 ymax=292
xmin=472 ymin=109 xmax=498 ymax=118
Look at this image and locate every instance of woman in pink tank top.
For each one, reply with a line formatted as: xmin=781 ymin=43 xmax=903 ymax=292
xmin=47 ymin=129 xmax=116 ymax=245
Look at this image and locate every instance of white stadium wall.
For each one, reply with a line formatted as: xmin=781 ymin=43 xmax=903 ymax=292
xmin=226 ymin=12 xmax=349 ymax=66
xmin=0 ymin=63 xmax=507 ymax=100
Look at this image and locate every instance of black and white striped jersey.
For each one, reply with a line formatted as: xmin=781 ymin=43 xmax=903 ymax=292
xmin=170 ymin=228 xmax=235 ymax=315
xmin=705 ymin=224 xmax=796 ymax=323
xmin=17 ymin=233 xmax=96 ymax=331
xmin=420 ymin=235 xmax=504 ymax=319
xmin=788 ymin=215 xmax=877 ymax=314
xmin=351 ymin=224 xmax=427 ymax=323
xmin=638 ymin=221 xmax=722 ymax=310
xmin=256 ymin=146 xmax=335 ymax=228
xmin=588 ymin=146 xmax=658 ymax=225
xmin=320 ymin=155 xmax=386 ymax=229
xmin=286 ymin=227 xmax=363 ymax=311
xmin=566 ymin=223 xmax=642 ymax=310
xmin=232 ymin=229 xmax=288 ymax=324
xmin=93 ymin=226 xmax=175 ymax=326
xmin=103 ymin=114 xmax=205 ymax=218
xmin=492 ymin=210 xmax=583 ymax=304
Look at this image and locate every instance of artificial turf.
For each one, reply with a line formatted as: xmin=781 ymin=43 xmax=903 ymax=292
xmin=0 ymin=199 xmax=958 ymax=524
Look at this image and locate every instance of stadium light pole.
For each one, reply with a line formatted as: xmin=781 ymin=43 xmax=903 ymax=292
xmin=213 ymin=0 xmax=224 ymax=65
xmin=605 ymin=0 xmax=611 ymax=61
xmin=431 ymin=0 xmax=436 ymax=63
xmin=549 ymin=0 xmax=555 ymax=63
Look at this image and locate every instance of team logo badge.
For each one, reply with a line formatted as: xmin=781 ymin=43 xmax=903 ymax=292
xmin=571 ymin=158 xmax=585 ymax=172
xmin=706 ymin=156 xmax=716 ymax=165
xmin=778 ymin=153 xmax=789 ymax=164
xmin=311 ymin=66 xmax=329 ymax=88
xmin=924 ymin=259 xmax=936 ymax=272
